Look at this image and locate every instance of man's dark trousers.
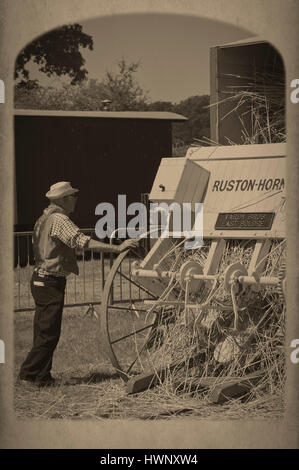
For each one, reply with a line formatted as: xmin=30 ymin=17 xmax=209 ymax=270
xmin=20 ymin=271 xmax=66 ymax=382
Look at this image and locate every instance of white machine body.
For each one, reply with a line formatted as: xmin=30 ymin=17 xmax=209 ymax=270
xmin=149 ymin=143 xmax=286 ymax=239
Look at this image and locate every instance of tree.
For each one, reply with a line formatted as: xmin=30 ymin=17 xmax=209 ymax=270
xmin=14 ymin=80 xmax=107 ymax=110
xmin=14 ymin=58 xmax=150 ymax=111
xmin=103 ymin=58 xmax=149 ymax=110
xmin=147 ymin=100 xmax=174 ymax=112
xmin=147 ymin=95 xmax=210 ymax=152
xmin=173 ymin=95 xmax=210 ymax=147
xmin=15 ymin=24 xmax=93 ymax=86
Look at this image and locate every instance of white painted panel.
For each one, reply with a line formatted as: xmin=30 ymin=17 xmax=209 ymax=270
xmin=149 ymin=144 xmax=285 ymax=238
xmin=197 ymin=158 xmax=284 ymax=209
xmin=149 ymin=158 xmax=210 ymax=204
xmin=196 ymin=156 xmax=285 ymax=237
xmin=149 ymin=158 xmax=185 ymax=200
xmin=186 ymin=142 xmax=286 ymax=161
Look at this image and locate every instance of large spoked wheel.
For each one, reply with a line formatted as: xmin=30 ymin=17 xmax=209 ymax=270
xmin=100 ymin=248 xmax=162 ymax=381
xmin=100 ymin=240 xmax=210 ymax=381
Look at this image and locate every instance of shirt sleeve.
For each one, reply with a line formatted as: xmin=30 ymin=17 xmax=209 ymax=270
xmin=49 ymin=213 xmax=91 ymax=249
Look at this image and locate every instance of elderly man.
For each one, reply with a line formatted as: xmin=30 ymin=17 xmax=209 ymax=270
xmin=19 ymin=181 xmax=139 ymax=387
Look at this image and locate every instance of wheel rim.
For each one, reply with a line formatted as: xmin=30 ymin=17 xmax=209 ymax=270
xmin=101 ymin=249 xmax=162 ymax=380
xmin=100 ymin=240 xmax=210 ymax=380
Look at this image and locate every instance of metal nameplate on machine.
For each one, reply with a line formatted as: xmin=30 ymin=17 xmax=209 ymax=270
xmin=215 ymin=212 xmax=275 ymax=231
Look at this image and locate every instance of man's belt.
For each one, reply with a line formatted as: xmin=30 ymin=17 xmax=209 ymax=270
xmin=34 ymin=268 xmax=67 ymax=279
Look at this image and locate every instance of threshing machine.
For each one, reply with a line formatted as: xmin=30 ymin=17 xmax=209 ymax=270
xmin=100 ymin=143 xmax=286 ymax=400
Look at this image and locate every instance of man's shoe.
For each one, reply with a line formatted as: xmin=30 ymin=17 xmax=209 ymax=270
xmin=36 ymin=376 xmax=56 ymax=387
xmin=18 ymin=375 xmax=56 ymax=388
xmin=18 ymin=377 xmax=38 ymax=387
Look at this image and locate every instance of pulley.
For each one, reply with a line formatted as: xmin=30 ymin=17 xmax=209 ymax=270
xmin=179 ymin=260 xmax=203 ymax=293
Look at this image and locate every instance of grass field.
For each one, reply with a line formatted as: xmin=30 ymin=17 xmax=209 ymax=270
xmin=14 ymin=307 xmax=284 ymax=420
xmin=14 ymin=254 xmax=285 ymax=420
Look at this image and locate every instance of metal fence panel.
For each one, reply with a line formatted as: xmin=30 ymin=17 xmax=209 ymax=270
xmin=14 ymin=229 xmax=114 ymax=312
xmin=14 ymin=194 xmax=151 ymax=312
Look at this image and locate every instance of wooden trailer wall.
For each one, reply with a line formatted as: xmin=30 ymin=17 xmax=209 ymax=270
xmin=14 ymin=110 xmax=187 ymax=231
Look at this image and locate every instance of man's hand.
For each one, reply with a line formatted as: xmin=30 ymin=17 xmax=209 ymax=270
xmin=118 ymin=238 xmax=140 ymax=253
xmin=87 ymin=238 xmax=141 ymax=254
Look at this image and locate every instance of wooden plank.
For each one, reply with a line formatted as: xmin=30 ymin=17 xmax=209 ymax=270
xmin=204 ymin=239 xmax=225 ymax=275
xmin=126 ymin=351 xmax=266 ymax=400
xmin=126 ymin=370 xmax=165 ymax=394
xmin=126 ymin=353 xmax=204 ymax=394
xmin=248 ymin=239 xmax=271 ymax=276
xmin=209 ymin=369 xmax=266 ymax=404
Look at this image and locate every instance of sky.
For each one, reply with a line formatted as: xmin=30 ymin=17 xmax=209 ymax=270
xmin=79 ymin=14 xmax=252 ymax=103
xmin=28 ymin=13 xmax=253 ymax=104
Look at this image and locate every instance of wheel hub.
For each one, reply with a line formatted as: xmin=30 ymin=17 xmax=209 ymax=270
xmin=224 ymin=262 xmax=248 ymax=294
xmin=179 ymin=260 xmax=203 ymax=293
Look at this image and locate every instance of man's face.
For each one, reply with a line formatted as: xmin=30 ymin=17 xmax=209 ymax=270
xmin=64 ymin=193 xmax=78 ymax=213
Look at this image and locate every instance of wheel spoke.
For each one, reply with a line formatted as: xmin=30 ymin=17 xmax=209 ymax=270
xmin=115 ymin=270 xmax=157 ymax=298
xmin=125 ymin=320 xmax=165 ymax=374
xmin=107 ymin=305 xmax=151 ymax=313
xmin=125 ymin=337 xmax=153 ymax=374
xmin=110 ymin=321 xmax=157 ymax=345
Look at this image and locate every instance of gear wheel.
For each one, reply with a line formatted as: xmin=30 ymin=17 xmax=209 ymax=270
xmin=278 ymin=262 xmax=286 ymax=303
